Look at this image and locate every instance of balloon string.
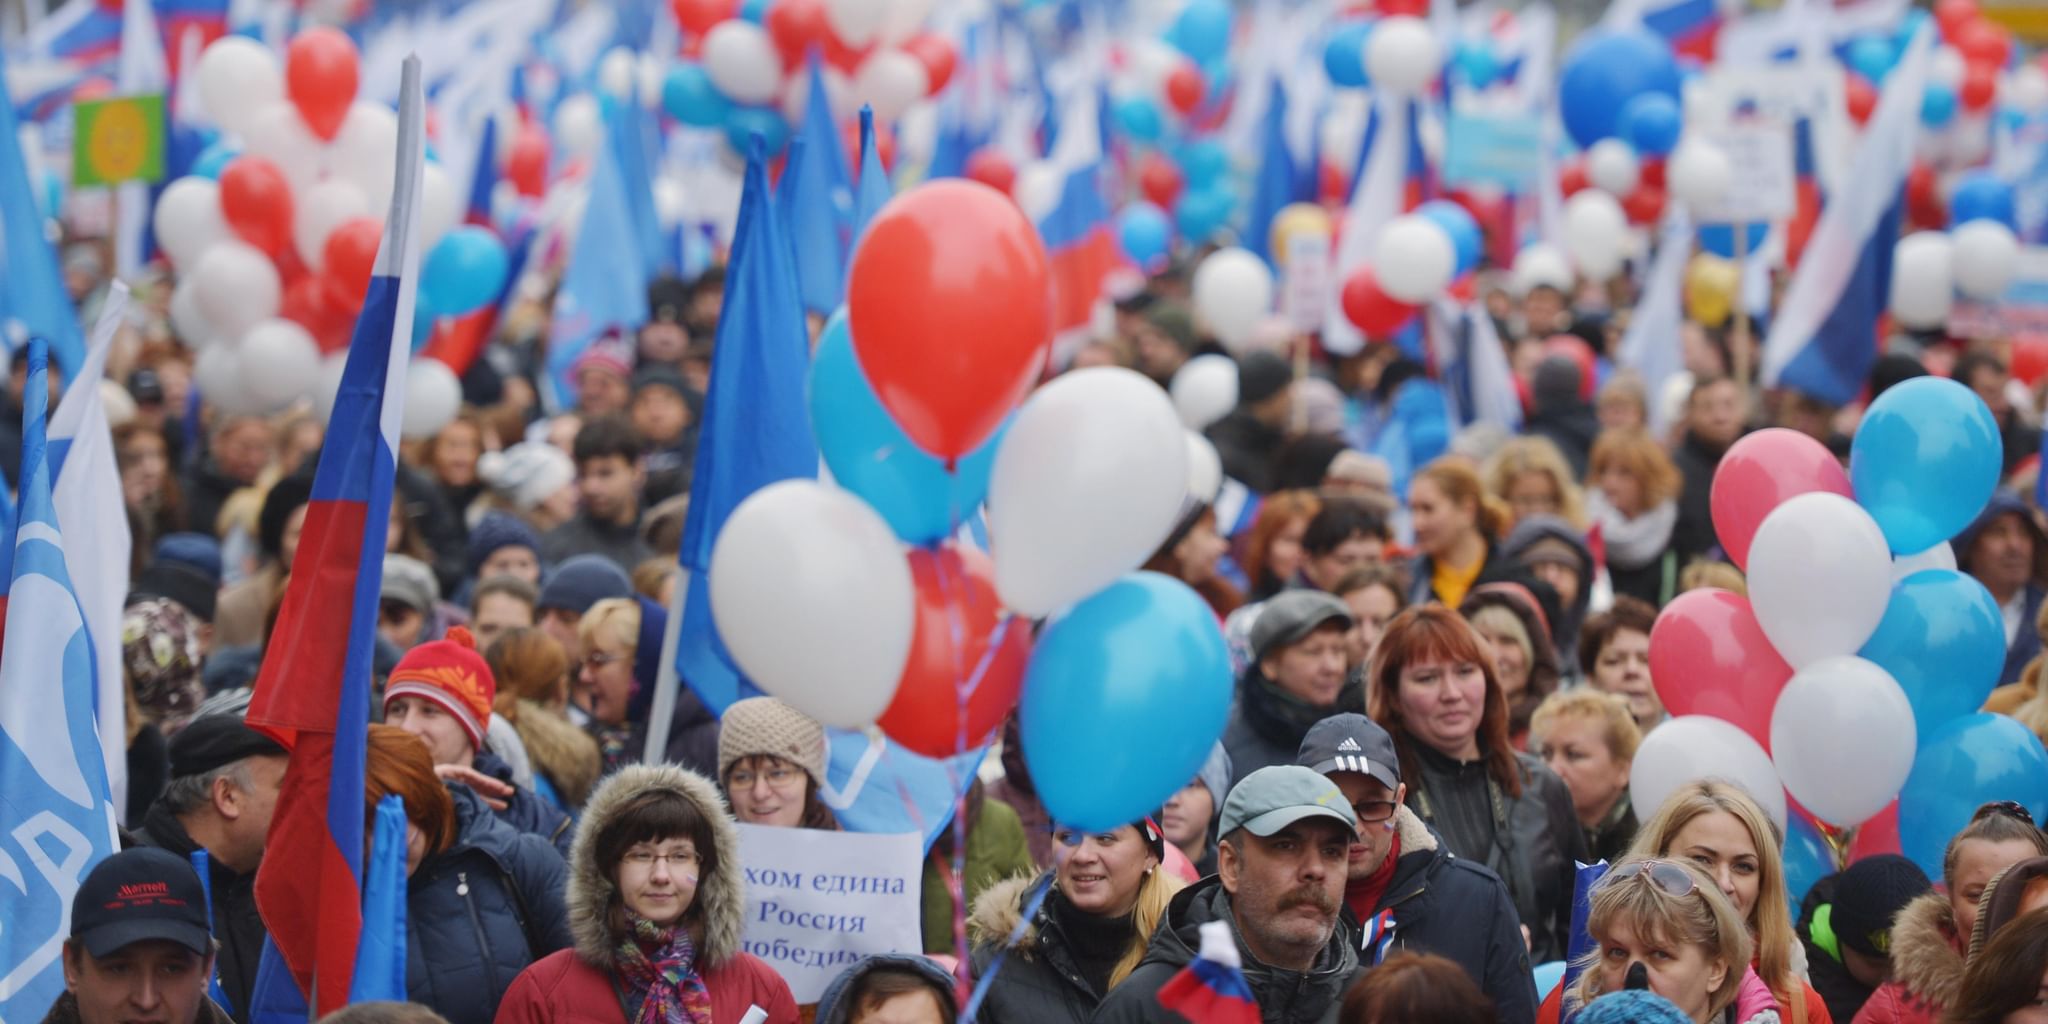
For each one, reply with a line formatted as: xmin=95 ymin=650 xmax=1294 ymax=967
xmin=959 ymin=873 xmax=1053 ymax=1023
xmin=932 ymin=541 xmax=975 ymax=1006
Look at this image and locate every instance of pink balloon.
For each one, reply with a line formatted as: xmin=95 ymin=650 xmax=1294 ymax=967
xmin=1710 ymin=428 xmax=1854 ymax=569
xmin=1649 ymin=588 xmax=1794 ymax=750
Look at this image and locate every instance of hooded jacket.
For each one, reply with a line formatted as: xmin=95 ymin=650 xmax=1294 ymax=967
xmin=1967 ymin=856 xmax=2048 ymax=962
xmin=1500 ymin=516 xmax=1595 ymax=673
xmin=967 ymin=875 xmax=1146 ymax=1024
xmin=1527 ymin=358 xmax=1599 ymax=479
xmin=494 ymin=764 xmax=798 ymax=1024
xmin=1221 ymin=667 xmax=1368 ymax=793
xmin=132 ymin=803 xmax=267 ymax=1023
xmin=1951 ymin=494 xmax=2048 ymax=686
xmin=473 ymin=750 xmax=574 ymax=858
xmin=814 ymin=954 xmax=959 ymax=1024
xmin=506 ymin=699 xmax=602 ymax=811
xmin=1850 ymin=892 xmax=1964 ymax=1024
xmin=406 ymin=785 xmax=573 ymax=1024
xmin=1089 ymin=876 xmax=1360 ymax=1024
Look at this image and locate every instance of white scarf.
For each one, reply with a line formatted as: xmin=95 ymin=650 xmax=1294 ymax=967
xmin=1588 ymin=491 xmax=1678 ymax=570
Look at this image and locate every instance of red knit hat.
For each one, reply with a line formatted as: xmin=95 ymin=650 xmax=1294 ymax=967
xmin=383 ymin=626 xmax=496 ymax=751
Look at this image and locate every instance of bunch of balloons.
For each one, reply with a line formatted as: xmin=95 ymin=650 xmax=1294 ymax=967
xmin=1889 ymin=169 xmax=2022 ymax=329
xmin=705 ymin=179 xmax=1233 ymax=832
xmin=1340 ymin=198 xmax=1484 ymax=337
xmin=1643 ymin=378 xmax=2048 ymax=878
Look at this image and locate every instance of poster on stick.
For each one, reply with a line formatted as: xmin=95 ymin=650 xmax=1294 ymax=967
xmin=735 ymin=823 xmax=925 ymax=1003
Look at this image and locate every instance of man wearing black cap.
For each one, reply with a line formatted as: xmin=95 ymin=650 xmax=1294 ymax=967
xmin=1205 ymin=350 xmax=1296 ymax=494
xmin=1798 ymin=854 xmax=1934 ymax=1020
xmin=1297 ymin=713 xmax=1537 ymax=1024
xmin=51 ymin=846 xmax=230 ymax=1024
xmin=130 ymin=715 xmax=287 ymax=1022
xmin=1221 ymin=591 xmax=1361 ymax=791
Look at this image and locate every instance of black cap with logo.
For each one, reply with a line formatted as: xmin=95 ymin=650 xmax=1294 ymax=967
xmin=1296 ymin=712 xmax=1402 ymax=792
xmin=71 ymin=847 xmax=212 ymax=958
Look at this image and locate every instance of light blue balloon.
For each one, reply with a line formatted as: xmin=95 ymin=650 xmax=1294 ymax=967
xmin=1618 ymin=92 xmax=1683 ymax=156
xmin=1174 ymin=182 xmax=1237 ymax=242
xmin=739 ymin=0 xmax=770 ymax=22
xmin=1112 ymin=95 xmax=1166 ymax=144
xmin=808 ymin=312 xmax=1004 ymax=546
xmin=1418 ymin=200 xmax=1482 ymax=277
xmin=421 ymin=226 xmax=511 ymax=316
xmin=1453 ymin=40 xmax=1499 ymax=89
xmin=1922 ymin=82 xmax=1958 ymax=127
xmin=1899 ymin=713 xmax=2048 ymax=879
xmin=1698 ymin=222 xmax=1768 ymax=259
xmin=1847 ymin=35 xmax=1897 ymax=82
xmin=1323 ymin=21 xmax=1371 ymax=89
xmin=724 ymin=105 xmax=791 ymax=154
xmin=1180 ymin=139 xmax=1230 ymax=188
xmin=1173 ymin=0 xmax=1234 ymax=64
xmin=1858 ymin=569 xmax=2006 ymax=746
xmin=1116 ymin=201 xmax=1172 ymax=269
xmin=664 ymin=63 xmax=732 ymax=129
xmin=1950 ymin=170 xmax=2017 ymax=229
xmin=1849 ymin=376 xmax=2002 ymax=555
xmin=1558 ymin=29 xmax=1682 ymax=148
xmin=191 ymin=141 xmax=238 ymax=180
xmin=410 ymin=296 xmax=437 ymax=352
xmin=1783 ymin=813 xmax=1833 ymax=908
xmin=1019 ymin=572 xmax=1233 ymax=832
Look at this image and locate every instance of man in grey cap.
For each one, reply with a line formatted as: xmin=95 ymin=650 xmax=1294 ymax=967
xmin=1220 ymin=590 xmax=1358 ymax=790
xmin=1093 ymin=765 xmax=1360 ymax=1023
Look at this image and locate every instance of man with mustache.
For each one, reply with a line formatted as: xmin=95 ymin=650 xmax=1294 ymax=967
xmin=1092 ymin=766 xmax=1360 ymax=1023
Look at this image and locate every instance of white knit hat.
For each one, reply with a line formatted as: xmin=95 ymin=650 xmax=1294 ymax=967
xmin=477 ymin=440 xmax=576 ymax=512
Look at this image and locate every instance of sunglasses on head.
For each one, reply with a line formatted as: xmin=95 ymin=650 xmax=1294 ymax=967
xmin=1973 ymin=801 xmax=2036 ymax=827
xmin=1600 ymin=859 xmax=1700 ymax=899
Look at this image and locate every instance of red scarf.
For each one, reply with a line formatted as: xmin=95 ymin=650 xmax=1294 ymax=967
xmin=1344 ymin=833 xmax=1402 ymax=921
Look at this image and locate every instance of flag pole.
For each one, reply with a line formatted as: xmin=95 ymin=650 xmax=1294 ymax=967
xmin=643 ymin=567 xmax=688 ymax=764
xmin=1731 ymin=218 xmax=1752 ymax=388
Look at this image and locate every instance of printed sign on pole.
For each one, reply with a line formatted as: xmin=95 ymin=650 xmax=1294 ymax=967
xmin=71 ymin=94 xmax=166 ymax=188
xmin=734 ymin=823 xmax=924 ymax=1003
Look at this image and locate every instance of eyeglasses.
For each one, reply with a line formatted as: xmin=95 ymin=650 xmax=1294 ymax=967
xmin=1973 ymin=801 xmax=2036 ymax=827
xmin=728 ymin=765 xmax=803 ymax=790
xmin=1600 ymin=859 xmax=1699 ymax=898
xmin=1351 ymin=800 xmax=1397 ymax=824
xmin=583 ymin=650 xmax=628 ymax=668
xmin=622 ymin=848 xmax=699 ymax=869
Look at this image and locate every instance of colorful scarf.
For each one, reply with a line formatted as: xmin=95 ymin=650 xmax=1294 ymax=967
xmin=614 ymin=912 xmax=715 ymax=1024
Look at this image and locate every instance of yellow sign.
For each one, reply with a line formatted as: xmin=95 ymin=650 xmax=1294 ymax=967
xmin=72 ymin=94 xmax=165 ymax=187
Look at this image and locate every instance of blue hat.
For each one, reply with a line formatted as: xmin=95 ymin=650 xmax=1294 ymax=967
xmin=153 ymin=533 xmax=223 ymax=586
xmin=536 ymin=555 xmax=633 ymax=614
xmin=1576 ymin=991 xmax=1692 ymax=1024
xmin=466 ymin=511 xmax=543 ymax=580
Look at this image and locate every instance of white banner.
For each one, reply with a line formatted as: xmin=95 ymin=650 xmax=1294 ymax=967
xmin=735 ymin=824 xmax=925 ymax=1003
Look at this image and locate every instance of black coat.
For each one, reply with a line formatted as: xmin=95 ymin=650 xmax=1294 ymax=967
xmin=969 ymin=878 xmax=1129 ymax=1024
xmin=182 ymin=458 xmax=246 ymax=539
xmin=1205 ymin=411 xmax=1288 ymax=495
xmin=405 ymin=786 xmax=573 ymax=1024
xmin=132 ymin=804 xmax=266 ymax=1024
xmin=473 ymin=751 xmax=574 ymax=858
xmin=1090 ymin=878 xmax=1359 ymax=1024
xmin=1671 ymin=431 xmax=1729 ymax=564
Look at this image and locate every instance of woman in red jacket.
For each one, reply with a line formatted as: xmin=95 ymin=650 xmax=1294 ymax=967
xmin=494 ymin=763 xmax=799 ymax=1023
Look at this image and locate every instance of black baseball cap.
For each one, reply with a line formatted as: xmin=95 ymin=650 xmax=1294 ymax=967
xmin=1297 ymin=713 xmax=1401 ymax=792
xmin=168 ymin=712 xmax=287 ymax=779
xmin=71 ymin=848 xmax=211 ymax=958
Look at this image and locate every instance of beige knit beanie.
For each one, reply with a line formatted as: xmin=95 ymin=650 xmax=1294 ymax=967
xmin=717 ymin=697 xmax=828 ymax=787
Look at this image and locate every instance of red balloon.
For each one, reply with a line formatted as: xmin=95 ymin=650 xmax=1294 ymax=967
xmin=1649 ymin=589 xmax=1795 ymax=750
xmin=1539 ymin=335 xmax=1597 ymax=400
xmin=285 ymin=28 xmax=359 ymax=142
xmin=1786 ymin=180 xmax=1820 ymax=269
xmin=2014 ymin=338 xmax=2048 ymax=384
xmin=1907 ymin=162 xmax=1945 ymax=229
xmin=1708 ymin=428 xmax=1854 ymax=570
xmin=506 ymin=127 xmax=550 ymax=198
xmin=321 ymin=217 xmax=383 ymax=315
xmin=1961 ymin=60 xmax=1999 ymax=111
xmin=766 ymin=0 xmax=832 ymax=67
xmin=902 ymin=34 xmax=957 ymax=94
xmin=875 ymin=546 xmax=1030 ymax=759
xmin=1637 ymin=157 xmax=1666 ymax=190
xmin=964 ymin=147 xmax=1016 ymax=194
xmin=1164 ymin=63 xmax=1205 ymax=115
xmin=1137 ymin=153 xmax=1184 ymax=208
xmin=1956 ymin=18 xmax=2011 ymax=68
xmin=1847 ymin=802 xmax=1903 ymax=862
xmin=671 ymin=0 xmax=736 ymax=34
xmin=1341 ymin=268 xmax=1419 ymax=336
xmin=1936 ymin=0 xmax=1980 ymax=38
xmin=824 ymin=32 xmax=872 ymax=74
xmin=1319 ymin=161 xmax=1348 ymax=205
xmin=1379 ymin=0 xmax=1428 ymax=16
xmin=218 ymin=156 xmax=295 ymax=256
xmin=281 ymin=275 xmax=353 ymax=353
xmin=1622 ymin=182 xmax=1666 ymax=225
xmin=846 ymin=180 xmax=1052 ymax=459
xmin=1559 ymin=159 xmax=1589 ymax=197
xmin=1845 ymin=75 xmax=1878 ymax=124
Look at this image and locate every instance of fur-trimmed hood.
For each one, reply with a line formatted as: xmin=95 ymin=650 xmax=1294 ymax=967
xmin=968 ymin=874 xmax=1047 ymax=956
xmin=1887 ymin=890 xmax=1967 ymax=1010
xmin=511 ymin=699 xmax=601 ymax=808
xmin=566 ymin=762 xmax=743 ymax=971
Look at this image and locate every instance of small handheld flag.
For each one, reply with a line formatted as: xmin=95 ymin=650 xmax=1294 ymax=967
xmin=1156 ymin=920 xmax=1262 ymax=1024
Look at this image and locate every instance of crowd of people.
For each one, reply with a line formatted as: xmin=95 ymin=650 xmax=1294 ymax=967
xmin=38 ymin=208 xmax=2048 ymax=1024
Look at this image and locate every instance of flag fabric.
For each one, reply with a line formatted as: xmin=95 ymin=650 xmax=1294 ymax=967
xmin=348 ymin=795 xmax=410 ymax=1002
xmin=1761 ymin=22 xmax=1929 ymax=405
xmin=1030 ymin=88 xmax=1116 ymax=364
xmin=115 ymin=0 xmax=169 ymax=281
xmin=49 ymin=281 xmax=132 ymax=821
xmin=1360 ymin=908 xmax=1399 ymax=965
xmin=821 ymin=731 xmax=987 ymax=853
xmin=156 ymin=0 xmax=230 ymax=79
xmin=608 ymin=87 xmax=668 ymax=280
xmin=673 ymin=136 xmax=818 ymax=716
xmin=1431 ymin=299 xmax=1524 ymax=433
xmin=464 ymin=113 xmax=499 ymax=226
xmin=0 ymin=333 xmax=121 ymax=1019
xmin=853 ymin=106 xmax=891 ymax=247
xmin=545 ymin=90 xmax=650 ymax=410
xmin=0 ymin=48 xmax=87 ymax=380
xmin=1243 ymin=78 xmax=1298 ymax=268
xmin=33 ymin=0 xmax=123 ymax=64
xmin=1617 ymin=208 xmax=1694 ymax=436
xmin=1326 ymin=93 xmax=1411 ymax=357
xmin=783 ymin=54 xmax=854 ymax=316
xmin=245 ymin=55 xmax=425 ymax=1013
xmin=1156 ymin=920 xmax=1263 ymax=1024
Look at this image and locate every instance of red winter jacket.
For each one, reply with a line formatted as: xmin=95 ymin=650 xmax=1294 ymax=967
xmin=493 ymin=947 xmax=798 ymax=1024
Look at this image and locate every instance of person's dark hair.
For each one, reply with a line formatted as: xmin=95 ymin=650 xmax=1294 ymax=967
xmin=1948 ymin=907 xmax=2048 ymax=1024
xmin=1273 ymin=434 xmax=1350 ymax=492
xmin=1578 ymin=596 xmax=1659 ymax=679
xmin=1687 ymin=373 xmax=1741 ymax=407
xmin=1368 ymin=606 xmax=1522 ymax=798
xmin=472 ymin=575 xmax=539 ymax=617
xmin=1338 ymin=951 xmax=1497 ymax=1024
xmin=848 ymin=966 xmax=959 ymax=1024
xmin=594 ymin=788 xmax=721 ymax=934
xmin=316 ymin=1003 xmax=453 ymax=1024
xmin=258 ymin=470 xmax=316 ymax=562
xmin=1302 ymin=497 xmax=1388 ymax=558
xmin=572 ymin=414 xmax=643 ymax=467
xmin=1954 ymin=350 xmax=2009 ymax=393
xmin=1943 ymin=802 xmax=2048 ymax=892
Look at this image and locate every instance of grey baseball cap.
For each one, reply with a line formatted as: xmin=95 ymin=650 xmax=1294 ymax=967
xmin=1249 ymin=590 xmax=1355 ymax=662
xmin=1297 ymin=713 xmax=1401 ymax=792
xmin=1218 ymin=765 xmax=1359 ymax=838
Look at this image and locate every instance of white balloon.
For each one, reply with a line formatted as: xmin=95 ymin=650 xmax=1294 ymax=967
xmin=1667 ymin=140 xmax=1732 ymax=210
xmin=1511 ymin=243 xmax=1574 ymax=296
xmin=826 ymin=0 xmax=889 ymax=48
xmin=313 ymin=352 xmax=349 ymax=424
xmin=242 ymin=102 xmax=323 ymax=189
xmin=294 ymin=178 xmax=371 ymax=270
xmin=1364 ymin=17 xmax=1442 ymax=97
xmin=1563 ymin=190 xmax=1630 ymax=281
xmin=1889 ymin=231 xmax=1955 ymax=330
xmin=703 ymin=21 xmax=785 ymax=106
xmin=1587 ymin=138 xmax=1641 ymax=196
xmin=1771 ymin=656 xmax=1918 ymax=827
xmin=708 ymin=480 xmax=914 ymax=727
xmin=1191 ymin=248 xmax=1276 ymax=354
xmin=418 ymin=162 xmax=459 ymax=251
xmin=153 ymin=177 xmax=232 ymax=271
xmin=638 ymin=53 xmax=666 ymax=109
xmin=1170 ymin=354 xmax=1238 ymax=430
xmin=598 ymin=47 xmax=637 ymax=101
xmin=168 ymin=281 xmax=220 ymax=348
xmin=237 ymin=319 xmax=322 ymax=412
xmin=1012 ymin=160 xmax=1065 ymax=223
xmin=191 ymin=242 xmax=281 ymax=340
xmin=1185 ymin=432 xmax=1223 ymax=505
xmin=193 ymin=344 xmax=257 ymax=416
xmin=1931 ymin=46 xmax=1966 ymax=89
xmin=401 ymin=359 xmax=463 ymax=440
xmin=196 ymin=36 xmax=283 ymax=138
xmin=1747 ymin=492 xmax=1893 ymax=668
xmin=1630 ymin=715 xmax=1788 ymax=832
xmin=2007 ymin=65 xmax=2048 ymax=114
xmin=782 ymin=64 xmax=852 ymax=122
xmin=1374 ymin=215 xmax=1457 ymax=303
xmin=654 ymin=176 xmax=687 ymax=229
xmin=330 ymin=102 xmax=401 ymax=213
xmin=1953 ymin=219 xmax=2020 ymax=301
xmin=1892 ymin=541 xmax=1957 ymax=582
xmin=878 ymin=0 xmax=936 ymax=44
xmin=853 ymin=50 xmax=930 ymax=124
xmin=552 ymin=94 xmax=604 ymax=158
xmin=1125 ymin=38 xmax=1183 ymax=97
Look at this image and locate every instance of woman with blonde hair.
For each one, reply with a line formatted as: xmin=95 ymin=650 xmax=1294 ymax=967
xmin=1484 ymin=436 xmax=1588 ymax=531
xmin=487 ymin=626 xmax=601 ymax=811
xmin=1560 ymin=857 xmax=1780 ymax=1024
xmin=1407 ymin=458 xmax=1514 ymax=607
xmin=1588 ymin=430 xmax=1686 ymax=607
xmin=1986 ymin=600 xmax=2048 ymax=749
xmin=1531 ymin=689 xmax=1642 ymax=863
xmin=968 ymin=819 xmax=1185 ymax=1022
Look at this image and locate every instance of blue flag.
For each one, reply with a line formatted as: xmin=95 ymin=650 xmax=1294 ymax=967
xmin=674 ymin=136 xmax=819 ymax=714
xmin=1244 ymin=79 xmax=1297 ymax=268
xmin=853 ymin=105 xmax=891 ymax=247
xmin=0 ymin=50 xmax=85 ymax=381
xmin=349 ymin=794 xmax=409 ymax=1001
xmin=607 ymin=85 xmax=669 ymax=280
xmin=546 ymin=92 xmax=650 ymax=409
xmin=785 ymin=54 xmax=854 ymax=316
xmin=824 ymin=731 xmax=987 ymax=855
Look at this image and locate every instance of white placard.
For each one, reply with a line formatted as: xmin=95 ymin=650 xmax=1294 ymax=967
xmin=1281 ymin=233 xmax=1332 ymax=333
xmin=734 ymin=823 xmax=924 ymax=1004
xmin=1695 ymin=122 xmax=1798 ymax=226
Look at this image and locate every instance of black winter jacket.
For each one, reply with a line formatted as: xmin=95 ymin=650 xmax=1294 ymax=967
xmin=969 ymin=877 xmax=1147 ymax=1024
xmin=473 ymin=751 xmax=573 ymax=858
xmin=132 ymin=803 xmax=266 ymax=1023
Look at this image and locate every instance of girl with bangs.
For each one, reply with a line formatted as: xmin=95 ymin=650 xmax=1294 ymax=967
xmin=1565 ymin=857 xmax=1781 ymax=1024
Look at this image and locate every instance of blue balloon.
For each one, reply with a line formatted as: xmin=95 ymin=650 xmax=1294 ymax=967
xmin=1922 ymin=82 xmax=1958 ymax=127
xmin=1783 ymin=813 xmax=1833 ymax=909
xmin=410 ymin=296 xmax=437 ymax=352
xmin=421 ymin=226 xmax=511 ymax=316
xmin=1858 ymin=569 xmax=2006 ymax=746
xmin=739 ymin=0 xmax=769 ymax=21
xmin=1847 ymin=35 xmax=1897 ymax=82
xmin=1618 ymin=92 xmax=1684 ymax=156
xmin=1453 ymin=40 xmax=1499 ymax=89
xmin=1899 ymin=713 xmax=2048 ymax=879
xmin=1323 ymin=22 xmax=1371 ymax=88
xmin=1697 ymin=222 xmax=1768 ymax=259
xmin=808 ymin=312 xmax=1003 ymax=546
xmin=723 ymin=105 xmax=791 ymax=155
xmin=1173 ymin=0 xmax=1234 ymax=64
xmin=663 ymin=63 xmax=732 ymax=129
xmin=1180 ymin=140 xmax=1230 ymax=188
xmin=1418 ymin=199 xmax=1482 ymax=276
xmin=190 ymin=141 xmax=239 ymax=180
xmin=1558 ymin=29 xmax=1682 ymax=149
xmin=1112 ymin=95 xmax=1166 ymax=144
xmin=1174 ymin=183 xmax=1237 ymax=242
xmin=1950 ymin=170 xmax=2018 ymax=229
xmin=1019 ymin=572 xmax=1233 ymax=831
xmin=1849 ymin=376 xmax=2002 ymax=555
xmin=1116 ymin=201 xmax=1173 ymax=269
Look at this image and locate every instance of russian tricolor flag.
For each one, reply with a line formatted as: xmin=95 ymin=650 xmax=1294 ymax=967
xmin=1028 ymin=88 xmax=1117 ymax=365
xmin=1156 ymin=920 xmax=1262 ymax=1024
xmin=245 ymin=55 xmax=425 ymax=1014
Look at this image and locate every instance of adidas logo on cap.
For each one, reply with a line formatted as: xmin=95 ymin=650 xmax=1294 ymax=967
xmin=1337 ymin=737 xmax=1362 ymax=752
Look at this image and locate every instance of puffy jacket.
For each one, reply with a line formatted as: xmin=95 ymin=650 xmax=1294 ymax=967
xmin=1221 ymin=668 xmax=1367 ymax=793
xmin=494 ymin=764 xmax=798 ymax=1024
xmin=1347 ymin=807 xmax=1538 ymax=1024
xmin=815 ymin=954 xmax=959 ymax=1024
xmin=406 ymin=785 xmax=574 ymax=1024
xmin=968 ymin=875 xmax=1180 ymax=1024
xmin=1089 ymin=876 xmax=1359 ymax=1024
xmin=474 ymin=750 xmax=573 ymax=858
xmin=1851 ymin=892 xmax=1963 ymax=1024
xmin=132 ymin=803 xmax=267 ymax=1023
